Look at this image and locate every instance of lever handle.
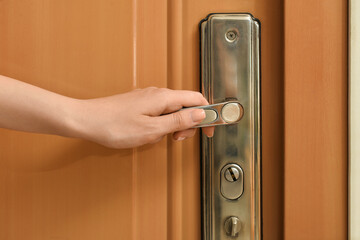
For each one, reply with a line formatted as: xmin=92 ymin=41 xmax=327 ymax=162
xmin=186 ymin=101 xmax=244 ymax=128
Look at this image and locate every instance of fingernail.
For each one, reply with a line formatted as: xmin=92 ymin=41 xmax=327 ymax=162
xmin=176 ymin=137 xmax=186 ymax=141
xmin=191 ymin=109 xmax=205 ymax=122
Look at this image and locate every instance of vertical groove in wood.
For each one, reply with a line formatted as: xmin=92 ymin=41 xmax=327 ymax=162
xmin=254 ymin=2 xmax=286 ymax=240
xmin=167 ymin=0 xmax=184 ymax=239
xmin=132 ymin=0 xmax=169 ymax=239
xmin=284 ymin=0 xmax=348 ymax=239
xmin=132 ymin=0 xmax=138 ymax=89
xmin=179 ymin=1 xmax=202 ymax=239
xmin=131 ymin=1 xmax=138 ymax=239
xmin=131 ymin=148 xmax=138 ymax=240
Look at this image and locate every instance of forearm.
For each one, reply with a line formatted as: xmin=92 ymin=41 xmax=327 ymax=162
xmin=0 ymin=75 xmax=80 ymax=137
xmin=0 ymin=75 xmax=212 ymax=149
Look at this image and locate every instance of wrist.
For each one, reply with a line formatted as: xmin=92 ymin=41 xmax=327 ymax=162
xmin=61 ymin=98 xmax=90 ymax=140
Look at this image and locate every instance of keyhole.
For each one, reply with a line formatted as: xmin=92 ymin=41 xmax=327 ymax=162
xmin=224 ymin=167 xmax=240 ymax=182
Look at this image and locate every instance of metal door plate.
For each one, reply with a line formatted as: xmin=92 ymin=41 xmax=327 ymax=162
xmin=200 ymin=13 xmax=261 ymax=240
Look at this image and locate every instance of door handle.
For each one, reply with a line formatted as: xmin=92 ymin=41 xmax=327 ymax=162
xmin=186 ymin=101 xmax=244 ymax=127
xmin=200 ymin=14 xmax=261 ymax=240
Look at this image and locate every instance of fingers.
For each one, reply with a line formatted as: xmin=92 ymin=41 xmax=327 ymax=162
xmin=153 ymin=107 xmax=215 ymax=141
xmin=173 ymin=129 xmax=196 ymax=140
xmin=202 ymin=126 xmax=215 ymax=137
xmin=161 ymin=90 xmax=214 ymax=138
xmin=173 ymin=126 xmax=215 ymax=141
xmin=161 ymin=89 xmax=209 ymax=114
xmin=145 ymin=88 xmax=215 ymax=143
xmin=155 ymin=108 xmax=205 ymax=135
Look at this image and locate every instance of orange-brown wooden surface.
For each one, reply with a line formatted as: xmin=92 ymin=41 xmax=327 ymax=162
xmin=0 ymin=1 xmax=136 ymax=239
xmin=284 ymin=0 xmax=348 ymax=239
xmin=0 ymin=0 xmax=347 ymax=239
xmin=0 ymin=0 xmax=285 ymax=239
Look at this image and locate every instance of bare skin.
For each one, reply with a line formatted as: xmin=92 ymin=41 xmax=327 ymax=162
xmin=0 ymin=75 xmax=214 ymax=149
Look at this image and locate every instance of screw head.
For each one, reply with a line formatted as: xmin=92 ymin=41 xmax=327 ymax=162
xmin=224 ymin=167 xmax=240 ymax=182
xmin=226 ymin=30 xmax=237 ymax=42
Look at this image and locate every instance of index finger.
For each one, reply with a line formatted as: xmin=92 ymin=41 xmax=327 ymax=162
xmin=161 ymin=89 xmax=209 ymax=114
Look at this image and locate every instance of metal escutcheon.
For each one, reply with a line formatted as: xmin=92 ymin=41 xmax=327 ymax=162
xmin=200 ymin=13 xmax=261 ymax=240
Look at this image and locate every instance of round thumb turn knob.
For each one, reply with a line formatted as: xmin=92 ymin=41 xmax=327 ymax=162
xmin=224 ymin=216 xmax=241 ymax=237
xmin=221 ymin=102 xmax=243 ymax=123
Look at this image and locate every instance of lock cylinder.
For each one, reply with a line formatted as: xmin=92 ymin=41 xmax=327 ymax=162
xmin=220 ymin=164 xmax=244 ymax=200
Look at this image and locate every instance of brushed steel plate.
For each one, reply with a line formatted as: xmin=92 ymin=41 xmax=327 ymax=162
xmin=200 ymin=13 xmax=261 ymax=240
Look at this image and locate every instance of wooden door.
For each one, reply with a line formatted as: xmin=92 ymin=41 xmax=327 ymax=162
xmin=0 ymin=0 xmax=347 ymax=239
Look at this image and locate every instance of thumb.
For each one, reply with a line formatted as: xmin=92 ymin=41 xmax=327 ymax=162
xmin=156 ymin=108 xmax=205 ymax=134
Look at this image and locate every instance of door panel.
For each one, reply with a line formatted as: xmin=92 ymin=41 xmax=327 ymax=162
xmin=0 ymin=0 xmax=284 ymax=240
xmin=0 ymin=0 xmax=347 ymax=239
xmin=284 ymin=0 xmax=348 ymax=239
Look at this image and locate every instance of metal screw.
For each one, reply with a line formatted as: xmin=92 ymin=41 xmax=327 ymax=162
xmin=224 ymin=167 xmax=240 ymax=182
xmin=226 ymin=30 xmax=237 ymax=41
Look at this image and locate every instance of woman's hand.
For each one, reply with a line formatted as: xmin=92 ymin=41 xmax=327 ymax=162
xmin=0 ymin=75 xmax=213 ymax=149
xmin=73 ymin=87 xmax=214 ymax=149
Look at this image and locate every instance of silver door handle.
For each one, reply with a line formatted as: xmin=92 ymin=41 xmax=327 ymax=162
xmin=200 ymin=13 xmax=261 ymax=240
xmin=186 ymin=101 xmax=244 ymax=127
